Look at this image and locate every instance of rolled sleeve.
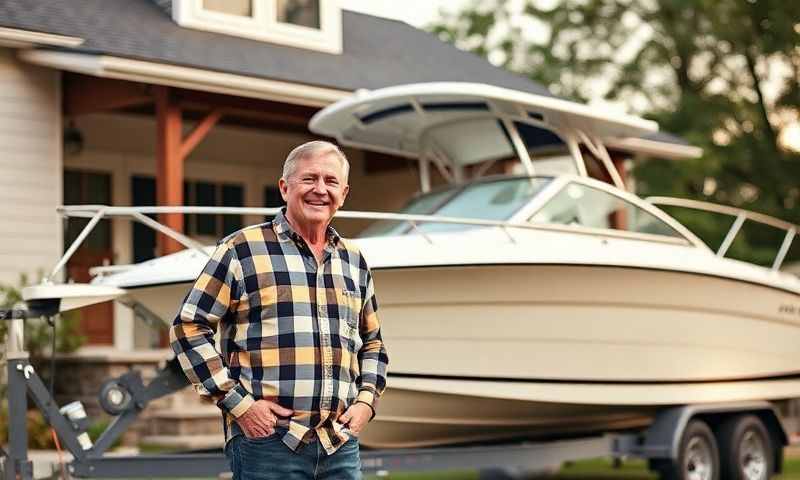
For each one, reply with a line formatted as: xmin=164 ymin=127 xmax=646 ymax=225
xmin=218 ymin=384 xmax=256 ymax=418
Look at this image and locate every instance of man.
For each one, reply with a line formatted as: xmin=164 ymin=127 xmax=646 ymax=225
xmin=170 ymin=140 xmax=388 ymax=480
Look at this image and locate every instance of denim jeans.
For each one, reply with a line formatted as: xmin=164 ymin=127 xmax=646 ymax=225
xmin=225 ymin=430 xmax=361 ymax=480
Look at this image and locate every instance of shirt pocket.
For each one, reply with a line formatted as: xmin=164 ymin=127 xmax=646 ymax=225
xmin=336 ymin=288 xmax=362 ymax=352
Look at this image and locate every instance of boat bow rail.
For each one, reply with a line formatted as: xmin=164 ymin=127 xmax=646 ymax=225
xmin=51 ymin=203 xmax=604 ymax=282
xmin=646 ymin=196 xmax=799 ymax=271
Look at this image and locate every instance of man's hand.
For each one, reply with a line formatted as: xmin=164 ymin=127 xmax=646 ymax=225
xmin=338 ymin=402 xmax=372 ymax=436
xmin=236 ymin=399 xmax=293 ymax=439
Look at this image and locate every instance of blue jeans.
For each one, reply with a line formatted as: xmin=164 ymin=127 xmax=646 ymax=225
xmin=225 ymin=430 xmax=361 ymax=480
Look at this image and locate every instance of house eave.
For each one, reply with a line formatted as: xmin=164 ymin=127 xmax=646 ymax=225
xmin=19 ymin=49 xmax=352 ymax=108
xmin=0 ymin=26 xmax=84 ymax=48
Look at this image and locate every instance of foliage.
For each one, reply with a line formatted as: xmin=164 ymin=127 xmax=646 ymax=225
xmin=429 ymin=0 xmax=800 ymax=265
xmin=0 ymin=274 xmax=84 ymax=368
xmin=0 ymin=407 xmax=61 ymax=449
xmin=0 ymin=274 xmax=85 ymax=448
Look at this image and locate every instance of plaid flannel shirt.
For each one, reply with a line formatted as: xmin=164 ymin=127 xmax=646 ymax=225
xmin=170 ymin=209 xmax=388 ymax=454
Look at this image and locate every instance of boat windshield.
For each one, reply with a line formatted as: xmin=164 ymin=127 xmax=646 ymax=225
xmin=359 ymin=177 xmax=551 ymax=237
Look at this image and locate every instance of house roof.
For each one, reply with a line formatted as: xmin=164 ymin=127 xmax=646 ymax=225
xmin=0 ymin=0 xmax=555 ymax=97
xmin=0 ymin=0 xmax=697 ymax=154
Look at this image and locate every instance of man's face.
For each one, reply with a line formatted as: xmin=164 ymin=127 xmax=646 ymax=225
xmin=279 ymin=152 xmax=350 ymax=228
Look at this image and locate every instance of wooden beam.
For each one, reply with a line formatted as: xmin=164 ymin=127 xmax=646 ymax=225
xmin=64 ymin=73 xmax=152 ymax=116
xmin=155 ymin=85 xmax=184 ymax=256
xmin=180 ymin=109 xmax=223 ymax=159
xmin=174 ymin=88 xmax=318 ymax=119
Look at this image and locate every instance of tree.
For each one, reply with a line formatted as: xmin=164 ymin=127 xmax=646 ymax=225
xmin=430 ymin=0 xmax=800 ymax=265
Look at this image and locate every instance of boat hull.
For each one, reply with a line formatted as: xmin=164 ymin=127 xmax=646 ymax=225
xmin=122 ymin=263 xmax=800 ymax=447
xmin=358 ymin=376 xmax=800 ymax=448
xmin=374 ymin=264 xmax=800 ymax=383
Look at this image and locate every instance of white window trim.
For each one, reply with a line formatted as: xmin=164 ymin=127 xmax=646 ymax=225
xmin=172 ymin=0 xmax=342 ymax=54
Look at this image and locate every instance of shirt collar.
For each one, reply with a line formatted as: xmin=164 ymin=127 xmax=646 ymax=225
xmin=273 ymin=208 xmax=341 ymax=248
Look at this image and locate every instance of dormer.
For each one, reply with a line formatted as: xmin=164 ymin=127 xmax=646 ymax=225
xmin=172 ymin=0 xmax=342 ymax=54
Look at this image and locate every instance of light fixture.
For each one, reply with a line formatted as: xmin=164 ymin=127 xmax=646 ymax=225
xmin=63 ymin=120 xmax=84 ymax=156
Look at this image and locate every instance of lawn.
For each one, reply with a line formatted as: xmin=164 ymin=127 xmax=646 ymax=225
xmin=366 ymin=456 xmax=800 ymax=479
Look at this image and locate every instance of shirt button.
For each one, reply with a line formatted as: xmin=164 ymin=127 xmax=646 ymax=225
xmin=318 ymin=305 xmax=325 ymax=316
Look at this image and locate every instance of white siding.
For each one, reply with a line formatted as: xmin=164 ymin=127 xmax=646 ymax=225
xmin=0 ymin=48 xmax=61 ymax=285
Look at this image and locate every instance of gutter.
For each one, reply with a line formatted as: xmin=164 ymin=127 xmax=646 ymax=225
xmin=0 ymin=26 xmax=84 ymax=48
xmin=18 ymin=49 xmax=352 ymax=108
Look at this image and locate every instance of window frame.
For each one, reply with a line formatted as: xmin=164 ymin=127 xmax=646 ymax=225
xmin=63 ymin=168 xmax=113 ymax=253
xmin=183 ymin=180 xmax=245 ymax=238
xmin=521 ymin=176 xmax=704 ymax=248
xmin=172 ymin=0 xmax=342 ymax=54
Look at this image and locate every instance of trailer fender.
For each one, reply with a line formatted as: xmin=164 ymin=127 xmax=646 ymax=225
xmin=635 ymin=401 xmax=788 ymax=461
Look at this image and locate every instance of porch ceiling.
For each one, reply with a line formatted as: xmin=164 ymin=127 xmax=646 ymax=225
xmin=64 ymin=73 xmax=319 ymax=135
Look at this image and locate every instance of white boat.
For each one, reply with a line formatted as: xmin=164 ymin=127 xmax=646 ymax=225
xmin=24 ymin=83 xmax=800 ymax=448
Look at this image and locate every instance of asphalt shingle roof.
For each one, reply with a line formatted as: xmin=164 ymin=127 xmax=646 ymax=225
xmin=0 ymin=0 xmax=694 ymax=148
xmin=0 ymin=0 xmax=555 ymax=96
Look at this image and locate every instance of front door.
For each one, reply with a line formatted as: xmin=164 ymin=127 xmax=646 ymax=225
xmin=64 ymin=170 xmax=114 ymax=345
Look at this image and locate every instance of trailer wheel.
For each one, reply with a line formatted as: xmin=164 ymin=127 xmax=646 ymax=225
xmin=99 ymin=379 xmax=132 ymax=415
xmin=717 ymin=415 xmax=774 ymax=480
xmin=654 ymin=419 xmax=719 ymax=480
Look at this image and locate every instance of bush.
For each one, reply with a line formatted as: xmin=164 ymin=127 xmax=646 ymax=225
xmin=0 ymin=274 xmax=85 ymax=448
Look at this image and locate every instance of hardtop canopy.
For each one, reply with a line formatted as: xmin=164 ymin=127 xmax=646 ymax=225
xmin=309 ymin=82 xmax=658 ymax=167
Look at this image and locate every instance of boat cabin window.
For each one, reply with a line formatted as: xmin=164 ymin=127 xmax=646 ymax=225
xmin=530 ymin=183 xmax=684 ymax=239
xmin=360 ymin=177 xmax=551 ymax=237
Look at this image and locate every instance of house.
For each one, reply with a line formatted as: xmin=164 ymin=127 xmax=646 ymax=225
xmin=0 ymin=0 xmax=700 ymax=446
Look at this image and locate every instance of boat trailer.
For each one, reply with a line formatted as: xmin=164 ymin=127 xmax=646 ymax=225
xmin=2 ymin=307 xmax=796 ymax=479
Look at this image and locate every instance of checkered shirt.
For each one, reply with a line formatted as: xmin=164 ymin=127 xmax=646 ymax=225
xmin=170 ymin=209 xmax=388 ymax=454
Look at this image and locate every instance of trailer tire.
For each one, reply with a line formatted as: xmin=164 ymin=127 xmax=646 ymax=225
xmin=654 ymin=419 xmax=719 ymax=480
xmin=717 ymin=414 xmax=774 ymax=480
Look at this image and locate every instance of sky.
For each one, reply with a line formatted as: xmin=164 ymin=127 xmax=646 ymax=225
xmin=340 ymin=0 xmax=471 ymax=28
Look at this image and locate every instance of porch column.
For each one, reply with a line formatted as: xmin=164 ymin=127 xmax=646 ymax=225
xmin=155 ymin=86 xmax=184 ymax=255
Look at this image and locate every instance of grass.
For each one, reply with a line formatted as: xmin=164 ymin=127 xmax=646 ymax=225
xmin=365 ymin=456 xmax=800 ymax=479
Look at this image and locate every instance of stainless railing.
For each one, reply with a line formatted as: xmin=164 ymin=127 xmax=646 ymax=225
xmin=53 ymin=205 xmax=532 ymax=281
xmin=646 ymin=196 xmax=798 ymax=271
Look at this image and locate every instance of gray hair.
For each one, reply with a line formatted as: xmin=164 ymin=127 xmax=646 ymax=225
xmin=282 ymin=140 xmax=350 ymax=182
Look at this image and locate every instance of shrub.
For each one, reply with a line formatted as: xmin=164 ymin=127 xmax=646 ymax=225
xmin=0 ymin=274 xmax=85 ymax=448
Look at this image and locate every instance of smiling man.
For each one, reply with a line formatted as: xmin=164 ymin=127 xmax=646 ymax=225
xmin=170 ymin=140 xmax=388 ymax=480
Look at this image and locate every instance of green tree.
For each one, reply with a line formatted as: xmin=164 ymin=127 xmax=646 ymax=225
xmin=430 ymin=0 xmax=800 ymax=265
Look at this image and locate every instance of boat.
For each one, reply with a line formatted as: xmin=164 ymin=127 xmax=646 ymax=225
xmin=24 ymin=82 xmax=800 ymax=448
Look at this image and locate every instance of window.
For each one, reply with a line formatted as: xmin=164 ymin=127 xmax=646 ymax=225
xmin=530 ymin=183 xmax=684 ymax=239
xmin=277 ymin=0 xmax=320 ymax=28
xmin=420 ymin=178 xmax=548 ymax=234
xmin=131 ymin=176 xmax=157 ymax=262
xmin=203 ymin=0 xmax=253 ymax=17
xmin=360 ymin=188 xmax=454 ymax=237
xmin=359 ymin=178 xmax=551 ymax=237
xmin=263 ymin=185 xmax=285 ymax=222
xmin=172 ymin=0 xmax=341 ymax=54
xmin=184 ymin=181 xmax=244 ymax=238
xmin=64 ymin=170 xmax=112 ymax=253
